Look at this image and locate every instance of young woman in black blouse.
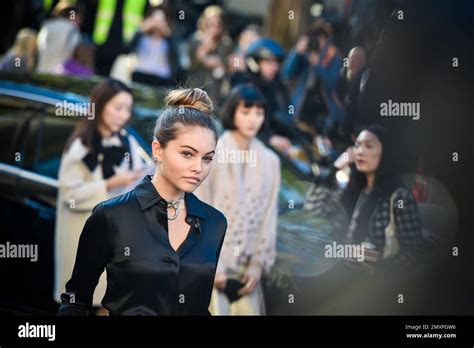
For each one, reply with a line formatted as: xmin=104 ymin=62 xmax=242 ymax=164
xmin=58 ymin=88 xmax=227 ymax=315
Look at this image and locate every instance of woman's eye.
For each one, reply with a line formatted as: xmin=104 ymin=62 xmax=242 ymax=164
xmin=182 ymin=152 xmax=192 ymax=158
xmin=203 ymin=156 xmax=213 ymax=162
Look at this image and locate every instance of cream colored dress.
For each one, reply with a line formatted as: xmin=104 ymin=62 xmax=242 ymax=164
xmin=194 ymin=131 xmax=281 ymax=315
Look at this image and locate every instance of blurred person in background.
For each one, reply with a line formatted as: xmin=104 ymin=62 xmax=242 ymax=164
xmin=226 ymin=24 xmax=262 ymax=74
xmin=337 ymin=46 xmax=367 ymax=140
xmin=92 ymin=0 xmax=147 ymax=76
xmin=233 ymin=38 xmax=319 ymax=174
xmin=0 ymin=28 xmax=37 ymax=72
xmin=195 ymin=84 xmax=280 ymax=315
xmin=124 ymin=5 xmax=183 ymax=87
xmin=36 ymin=1 xmax=82 ymax=73
xmin=303 ymin=125 xmax=425 ymax=313
xmin=188 ymin=5 xmax=233 ymax=103
xmin=55 ymin=79 xmax=150 ymax=315
xmin=60 ymin=41 xmax=95 ymax=77
xmin=284 ymin=20 xmax=344 ymax=150
xmin=231 ymin=38 xmax=294 ymax=154
xmin=305 ymin=125 xmax=424 ymax=273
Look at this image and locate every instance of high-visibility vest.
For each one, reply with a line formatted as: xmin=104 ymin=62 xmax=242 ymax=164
xmin=92 ymin=0 xmax=147 ymax=45
xmin=43 ymin=0 xmax=54 ymax=13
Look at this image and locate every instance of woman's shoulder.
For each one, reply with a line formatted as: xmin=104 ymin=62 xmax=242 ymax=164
xmin=62 ymin=137 xmax=89 ymax=161
xmin=190 ymin=192 xmax=227 ymax=227
xmin=124 ymin=131 xmax=141 ymax=149
xmin=375 ymin=186 xmax=418 ymax=217
xmin=253 ymin=138 xmax=280 ymax=166
xmin=97 ymin=189 xmax=137 ymax=216
xmin=390 ymin=186 xmax=416 ymax=203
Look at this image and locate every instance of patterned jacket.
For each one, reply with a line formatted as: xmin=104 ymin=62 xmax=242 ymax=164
xmin=304 ymin=184 xmax=424 ymax=272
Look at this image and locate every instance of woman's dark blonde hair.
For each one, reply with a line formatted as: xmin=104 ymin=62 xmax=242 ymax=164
xmin=197 ymin=5 xmax=224 ymax=36
xmin=154 ymin=88 xmax=218 ymax=147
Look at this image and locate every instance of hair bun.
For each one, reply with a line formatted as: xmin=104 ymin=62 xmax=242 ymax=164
xmin=165 ymin=88 xmax=214 ymax=115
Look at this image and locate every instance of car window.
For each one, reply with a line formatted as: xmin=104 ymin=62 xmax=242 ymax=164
xmin=35 ymin=114 xmax=78 ymax=179
xmin=0 ymin=107 xmax=35 ymax=165
xmin=0 ymin=112 xmax=21 ymax=163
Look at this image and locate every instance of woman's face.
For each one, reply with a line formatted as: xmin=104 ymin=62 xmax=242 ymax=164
xmin=205 ymin=16 xmax=223 ymax=37
xmin=233 ymin=101 xmax=265 ymax=139
xmin=354 ymin=130 xmax=382 ymax=174
xmin=259 ymin=58 xmax=280 ymax=80
xmin=100 ymin=91 xmax=133 ymax=134
xmin=152 ymin=126 xmax=216 ymax=192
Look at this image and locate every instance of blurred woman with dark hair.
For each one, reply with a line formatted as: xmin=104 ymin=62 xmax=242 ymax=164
xmin=55 ymin=79 xmax=150 ymax=315
xmin=303 ymin=125 xmax=424 ymax=313
xmin=306 ymin=125 xmax=424 ymax=272
xmin=195 ymin=84 xmax=280 ymax=315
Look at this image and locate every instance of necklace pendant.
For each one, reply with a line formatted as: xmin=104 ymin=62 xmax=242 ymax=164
xmin=168 ymin=209 xmax=179 ymax=220
xmin=167 ymin=200 xmax=181 ymax=220
xmin=165 ymin=193 xmax=184 ymax=221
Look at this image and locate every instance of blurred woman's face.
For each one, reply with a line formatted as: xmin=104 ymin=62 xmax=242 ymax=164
xmin=100 ymin=91 xmax=133 ymax=134
xmin=259 ymin=58 xmax=280 ymax=80
xmin=206 ymin=16 xmax=223 ymax=37
xmin=354 ymin=130 xmax=382 ymax=174
xmin=150 ymin=9 xmax=170 ymax=35
xmin=239 ymin=30 xmax=260 ymax=51
xmin=233 ymin=101 xmax=265 ymax=139
xmin=152 ymin=126 xmax=216 ymax=193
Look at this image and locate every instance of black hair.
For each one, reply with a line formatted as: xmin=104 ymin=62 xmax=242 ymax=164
xmin=340 ymin=124 xmax=404 ymax=242
xmin=220 ymin=83 xmax=268 ymax=132
xmin=65 ymin=79 xmax=133 ymax=151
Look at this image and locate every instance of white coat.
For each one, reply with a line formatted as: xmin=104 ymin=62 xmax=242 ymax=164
xmin=54 ymin=131 xmax=152 ymax=306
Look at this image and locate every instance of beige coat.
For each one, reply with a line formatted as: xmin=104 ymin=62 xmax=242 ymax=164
xmin=54 ymin=132 xmax=152 ymax=305
xmin=194 ymin=131 xmax=280 ymax=279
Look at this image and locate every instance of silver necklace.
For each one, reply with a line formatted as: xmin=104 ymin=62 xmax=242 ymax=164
xmin=166 ymin=193 xmax=185 ymax=220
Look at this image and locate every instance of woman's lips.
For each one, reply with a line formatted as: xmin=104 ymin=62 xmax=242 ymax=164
xmin=183 ymin=177 xmax=200 ymax=184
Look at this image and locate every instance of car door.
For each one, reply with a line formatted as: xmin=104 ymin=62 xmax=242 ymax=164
xmin=0 ymin=96 xmax=78 ymax=314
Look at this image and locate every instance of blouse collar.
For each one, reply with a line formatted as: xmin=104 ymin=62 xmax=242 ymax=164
xmin=134 ymin=175 xmax=206 ymax=220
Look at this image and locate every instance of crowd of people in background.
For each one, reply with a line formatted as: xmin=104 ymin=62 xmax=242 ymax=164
xmin=0 ymin=0 xmax=386 ymax=157
xmin=1 ymin=0 xmax=435 ymax=315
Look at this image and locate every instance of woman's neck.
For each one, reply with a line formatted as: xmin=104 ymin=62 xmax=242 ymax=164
xmin=151 ymin=30 xmax=163 ymax=39
xmin=151 ymin=172 xmax=183 ymax=201
xmin=365 ymin=173 xmax=375 ymax=193
xmin=230 ymin=130 xmax=252 ymax=151
xmin=97 ymin=124 xmax=112 ymax=138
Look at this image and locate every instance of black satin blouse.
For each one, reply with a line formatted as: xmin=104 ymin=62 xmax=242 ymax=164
xmin=57 ymin=175 xmax=227 ymax=315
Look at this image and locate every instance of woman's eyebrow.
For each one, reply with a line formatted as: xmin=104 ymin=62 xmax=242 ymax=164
xmin=356 ymin=139 xmax=373 ymax=144
xmin=180 ymin=145 xmax=215 ymax=155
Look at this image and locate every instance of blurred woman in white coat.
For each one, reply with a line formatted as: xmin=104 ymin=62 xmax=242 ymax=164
xmin=54 ymin=79 xmax=151 ymax=314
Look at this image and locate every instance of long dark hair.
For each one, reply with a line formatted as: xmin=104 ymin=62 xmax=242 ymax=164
xmin=340 ymin=124 xmax=404 ymax=240
xmin=64 ymin=79 xmax=133 ymax=151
